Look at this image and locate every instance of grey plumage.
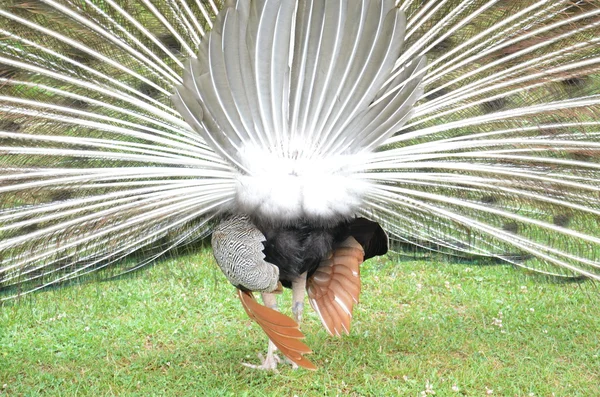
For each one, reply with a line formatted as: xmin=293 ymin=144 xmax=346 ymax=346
xmin=211 ymin=215 xmax=279 ymax=292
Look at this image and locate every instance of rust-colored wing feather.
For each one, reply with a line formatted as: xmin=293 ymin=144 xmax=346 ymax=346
xmin=238 ymin=290 xmax=316 ymax=370
xmin=307 ymin=237 xmax=365 ymax=336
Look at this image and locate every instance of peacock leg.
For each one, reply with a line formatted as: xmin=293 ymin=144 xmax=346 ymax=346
xmin=242 ymin=292 xmax=282 ymax=370
xmin=291 ymin=272 xmax=308 ymax=323
xmin=286 ymin=272 xmax=308 ymax=369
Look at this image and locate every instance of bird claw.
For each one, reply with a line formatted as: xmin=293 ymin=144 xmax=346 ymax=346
xmin=242 ymin=352 xmax=301 ymax=371
xmin=283 ymin=356 xmax=300 ymax=369
xmin=284 ymin=356 xmax=299 ymax=370
xmin=242 ymin=352 xmax=281 ymax=371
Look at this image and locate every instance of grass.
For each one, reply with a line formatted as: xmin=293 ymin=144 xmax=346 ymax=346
xmin=1 ymin=249 xmax=599 ymax=396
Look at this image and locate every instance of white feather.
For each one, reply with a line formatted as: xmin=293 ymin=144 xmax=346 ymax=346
xmin=235 ymin=148 xmax=369 ymax=223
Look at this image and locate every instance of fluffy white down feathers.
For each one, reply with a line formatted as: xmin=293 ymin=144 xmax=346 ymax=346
xmin=235 ymin=148 xmax=370 ymax=222
xmin=172 ymin=0 xmax=417 ymax=224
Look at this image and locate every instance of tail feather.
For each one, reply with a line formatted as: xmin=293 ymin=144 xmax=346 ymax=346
xmin=0 ymin=0 xmax=229 ymax=298
xmin=1 ymin=0 xmax=600 ymax=299
xmin=360 ymin=0 xmax=600 ymax=279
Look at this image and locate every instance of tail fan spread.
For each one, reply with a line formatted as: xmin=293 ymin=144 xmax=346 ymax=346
xmin=0 ymin=0 xmax=600 ymax=369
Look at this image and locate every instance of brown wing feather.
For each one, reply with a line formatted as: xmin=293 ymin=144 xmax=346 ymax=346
xmin=237 ymin=290 xmax=316 ymax=370
xmin=307 ymin=236 xmax=365 ymax=336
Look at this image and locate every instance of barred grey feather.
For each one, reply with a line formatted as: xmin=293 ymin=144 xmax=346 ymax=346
xmin=211 ymin=214 xmax=279 ymax=292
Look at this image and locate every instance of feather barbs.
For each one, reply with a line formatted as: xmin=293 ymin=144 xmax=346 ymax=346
xmin=307 ymin=236 xmax=365 ymax=337
xmin=238 ymin=289 xmax=316 ymax=370
xmin=234 ymin=149 xmax=370 ymax=222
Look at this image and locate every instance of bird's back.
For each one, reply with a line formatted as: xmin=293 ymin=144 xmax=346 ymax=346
xmin=259 ymin=217 xmax=388 ymax=288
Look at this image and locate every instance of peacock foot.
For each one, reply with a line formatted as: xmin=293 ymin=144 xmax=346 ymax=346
xmin=242 ymin=345 xmax=301 ymax=371
xmin=284 ymin=357 xmax=299 ymax=370
xmin=242 ymin=352 xmax=281 ymax=371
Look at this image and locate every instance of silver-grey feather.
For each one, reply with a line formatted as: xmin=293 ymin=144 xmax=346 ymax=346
xmin=211 ymin=215 xmax=280 ymax=292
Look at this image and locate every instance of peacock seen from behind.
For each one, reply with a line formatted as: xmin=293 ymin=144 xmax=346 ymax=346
xmin=1 ymin=0 xmax=599 ymax=370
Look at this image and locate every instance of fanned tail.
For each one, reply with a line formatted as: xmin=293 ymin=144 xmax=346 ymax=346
xmin=173 ymin=0 xmax=426 ymax=223
xmin=0 ymin=1 xmax=234 ymax=298
xmin=1 ymin=0 xmax=600 ymax=301
xmin=362 ymin=0 xmax=600 ymax=280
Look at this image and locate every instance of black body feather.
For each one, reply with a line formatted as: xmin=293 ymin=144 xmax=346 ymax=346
xmin=259 ymin=218 xmax=388 ymax=288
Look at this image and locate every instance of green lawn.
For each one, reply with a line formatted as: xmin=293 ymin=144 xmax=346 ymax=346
xmin=1 ymin=249 xmax=599 ymax=396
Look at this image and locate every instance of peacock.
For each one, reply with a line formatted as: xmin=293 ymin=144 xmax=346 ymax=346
xmin=1 ymin=0 xmax=599 ymax=370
